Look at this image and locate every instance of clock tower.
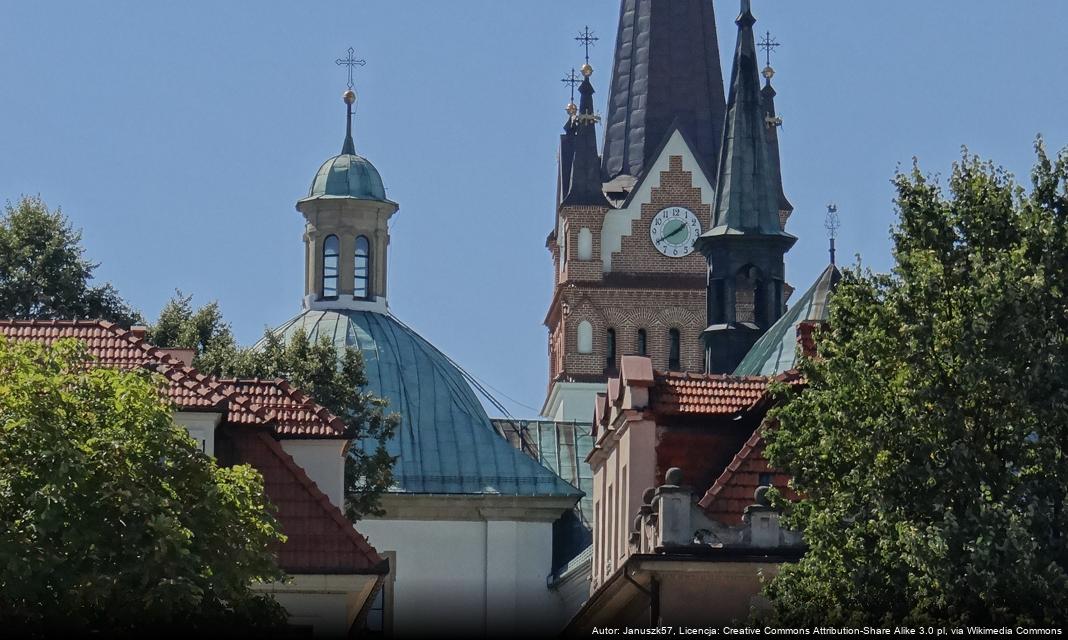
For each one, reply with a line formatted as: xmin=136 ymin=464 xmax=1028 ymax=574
xmin=542 ymin=0 xmax=727 ymax=421
xmin=543 ymin=0 xmax=797 ymax=419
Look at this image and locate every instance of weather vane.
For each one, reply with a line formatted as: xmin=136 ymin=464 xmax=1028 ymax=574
xmin=576 ymin=26 xmax=598 ymax=65
xmin=826 ymin=203 xmax=841 ymax=265
xmin=758 ymin=31 xmax=780 ymax=68
xmin=335 ymin=47 xmax=366 ymax=90
xmin=561 ymin=68 xmax=581 ymax=103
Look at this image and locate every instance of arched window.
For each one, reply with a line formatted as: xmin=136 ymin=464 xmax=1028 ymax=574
xmin=322 ymin=235 xmax=339 ymax=298
xmin=735 ymin=266 xmax=760 ymax=324
xmin=668 ymin=329 xmax=681 ymax=370
xmin=606 ymin=328 xmax=616 ymax=370
xmin=637 ymin=329 xmax=647 ymax=356
xmin=577 ymin=320 xmax=593 ymax=354
xmin=577 ymin=228 xmax=593 ymax=260
xmin=354 ymin=235 xmax=371 ymax=299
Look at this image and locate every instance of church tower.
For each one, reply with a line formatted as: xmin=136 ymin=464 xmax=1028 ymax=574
xmin=696 ymin=0 xmax=796 ymax=373
xmin=297 ymin=89 xmax=398 ymax=314
xmin=543 ymin=1 xmax=727 ymax=421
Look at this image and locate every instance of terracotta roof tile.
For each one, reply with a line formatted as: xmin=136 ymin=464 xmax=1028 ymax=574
xmin=697 ymin=428 xmax=797 ymax=525
xmin=0 ymin=319 xmax=379 ymax=575
xmin=229 ymin=429 xmax=383 ymax=574
xmin=0 ymin=320 xmax=345 ymax=438
xmin=652 ymin=371 xmax=771 ymax=416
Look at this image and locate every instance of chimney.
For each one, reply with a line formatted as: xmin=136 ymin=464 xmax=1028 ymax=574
xmin=129 ymin=325 xmax=148 ymax=340
xmin=160 ymin=348 xmax=196 ymax=367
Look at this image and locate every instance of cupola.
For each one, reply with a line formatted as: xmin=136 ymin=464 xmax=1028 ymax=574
xmin=296 ymin=88 xmax=398 ymax=313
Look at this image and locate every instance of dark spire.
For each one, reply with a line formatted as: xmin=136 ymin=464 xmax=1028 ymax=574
xmin=601 ymin=0 xmax=727 ymax=181
xmin=341 ymin=90 xmax=356 ymax=155
xmin=563 ymin=66 xmax=611 ymax=207
xmin=707 ymin=0 xmax=788 ymax=236
xmin=761 ymin=68 xmax=792 ymax=216
xmin=825 ymin=203 xmax=840 ymax=265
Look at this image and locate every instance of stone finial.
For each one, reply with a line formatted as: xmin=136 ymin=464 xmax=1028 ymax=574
xmin=665 ymin=467 xmax=684 ymax=487
xmin=642 ymin=487 xmax=656 ymax=505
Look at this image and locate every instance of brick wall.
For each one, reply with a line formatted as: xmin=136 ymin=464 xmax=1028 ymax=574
xmin=547 ymin=155 xmax=711 ymax=386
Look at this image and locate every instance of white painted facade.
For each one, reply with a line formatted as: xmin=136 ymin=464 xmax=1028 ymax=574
xmin=173 ymin=411 xmax=222 ymax=456
xmin=541 ymin=381 xmax=605 ymax=422
xmin=357 ymin=494 xmax=577 ymax=637
xmin=280 ymin=439 xmax=347 ymax=509
xmin=254 ymin=573 xmax=381 ymax=637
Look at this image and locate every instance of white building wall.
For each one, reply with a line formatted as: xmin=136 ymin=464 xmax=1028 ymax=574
xmin=357 ymin=517 xmax=561 ymax=637
xmin=280 ymin=440 xmax=346 ymax=509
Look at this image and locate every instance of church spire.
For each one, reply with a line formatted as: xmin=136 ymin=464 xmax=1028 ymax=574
xmin=759 ymin=31 xmax=792 ymax=218
xmin=707 ymin=0 xmax=789 ymax=236
xmin=601 ymin=0 xmax=726 ymax=181
xmin=341 ymin=89 xmax=357 ymax=155
xmin=562 ymin=64 xmax=611 ymax=207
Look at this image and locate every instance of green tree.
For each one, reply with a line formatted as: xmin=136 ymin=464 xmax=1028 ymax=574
xmin=0 ymin=336 xmax=287 ymax=634
xmin=148 ymin=296 xmax=397 ymax=520
xmin=0 ymin=196 xmax=140 ymax=325
xmin=764 ymin=142 xmax=1068 ymax=626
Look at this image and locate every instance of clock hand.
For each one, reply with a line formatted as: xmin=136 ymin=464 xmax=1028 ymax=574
xmin=657 ymin=224 xmax=686 ymax=243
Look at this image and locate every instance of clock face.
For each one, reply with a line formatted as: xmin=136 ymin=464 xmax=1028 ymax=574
xmin=650 ymin=206 xmax=702 ymax=257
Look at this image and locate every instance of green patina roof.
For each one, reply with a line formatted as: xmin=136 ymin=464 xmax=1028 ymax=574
xmin=269 ymin=309 xmax=581 ymax=497
xmin=733 ymin=264 xmax=841 ymax=376
xmin=705 ymin=0 xmax=792 ymax=239
xmin=304 ymin=153 xmax=388 ymax=202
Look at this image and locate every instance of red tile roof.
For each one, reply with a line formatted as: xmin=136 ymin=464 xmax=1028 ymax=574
xmin=0 ymin=319 xmax=346 ymax=438
xmin=652 ymin=371 xmax=771 ymax=415
xmin=0 ymin=319 xmax=381 ymax=575
xmin=696 ymin=428 xmax=797 ymax=525
xmin=230 ymin=428 xmax=384 ymax=574
xmin=224 ymin=379 xmax=348 ymax=437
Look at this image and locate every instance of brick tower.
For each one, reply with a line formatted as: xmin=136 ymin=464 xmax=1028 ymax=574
xmin=543 ymin=0 xmax=728 ymax=420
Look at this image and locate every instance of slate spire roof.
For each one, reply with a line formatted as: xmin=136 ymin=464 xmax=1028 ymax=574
xmin=762 ymin=73 xmax=792 ymax=215
xmin=600 ymin=0 xmax=727 ymax=182
xmin=562 ymin=69 xmax=612 ymax=208
xmin=706 ymin=0 xmax=793 ymax=238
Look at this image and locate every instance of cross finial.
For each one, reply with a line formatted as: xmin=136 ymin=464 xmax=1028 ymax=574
xmin=335 ymin=47 xmax=366 ymax=90
xmin=576 ymin=26 xmax=598 ymax=65
xmin=758 ymin=31 xmax=780 ymax=69
xmin=561 ymin=68 xmax=581 ymax=103
xmin=826 ymin=203 xmax=841 ymax=265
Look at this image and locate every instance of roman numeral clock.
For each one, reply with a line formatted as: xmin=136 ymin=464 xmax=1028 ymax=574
xmin=650 ymin=206 xmax=702 ymax=257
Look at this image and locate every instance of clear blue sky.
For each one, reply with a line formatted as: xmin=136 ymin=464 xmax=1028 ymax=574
xmin=2 ymin=1 xmax=1066 ymax=418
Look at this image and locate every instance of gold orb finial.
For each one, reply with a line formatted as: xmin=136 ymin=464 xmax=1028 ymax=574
xmin=580 ymin=63 xmax=593 ymax=78
xmin=343 ymin=89 xmax=357 ymax=105
xmin=762 ymin=65 xmax=775 ymax=81
xmin=566 ymin=102 xmax=578 ymax=116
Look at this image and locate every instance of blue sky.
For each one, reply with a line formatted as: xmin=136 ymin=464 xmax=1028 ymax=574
xmin=2 ymin=1 xmax=1066 ymax=418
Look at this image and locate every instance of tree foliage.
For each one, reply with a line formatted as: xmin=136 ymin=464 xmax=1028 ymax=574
xmin=148 ymin=295 xmax=397 ymax=520
xmin=0 ymin=337 xmax=287 ymax=634
xmin=764 ymin=142 xmax=1068 ymax=626
xmin=0 ymin=196 xmax=140 ymax=325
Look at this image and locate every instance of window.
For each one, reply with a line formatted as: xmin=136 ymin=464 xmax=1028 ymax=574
xmin=637 ymin=329 xmax=647 ymax=356
xmin=362 ymin=550 xmax=395 ymax=634
xmin=354 ymin=235 xmax=371 ymax=299
xmin=606 ymin=328 xmax=616 ymax=369
xmin=669 ymin=329 xmax=681 ymax=370
xmin=577 ymin=227 xmax=593 ymax=260
xmin=322 ymin=235 xmax=339 ymax=298
xmin=577 ymin=320 xmax=593 ymax=354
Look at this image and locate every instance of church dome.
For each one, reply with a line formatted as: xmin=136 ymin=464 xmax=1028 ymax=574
xmin=268 ymin=309 xmax=581 ymax=497
xmin=305 ymin=153 xmax=387 ymax=201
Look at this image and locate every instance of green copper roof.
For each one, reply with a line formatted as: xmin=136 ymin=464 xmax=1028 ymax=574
xmin=705 ymin=0 xmax=791 ymax=238
xmin=733 ymin=264 xmax=840 ymax=376
xmin=269 ymin=309 xmax=581 ymax=497
xmin=304 ymin=153 xmax=387 ymax=202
